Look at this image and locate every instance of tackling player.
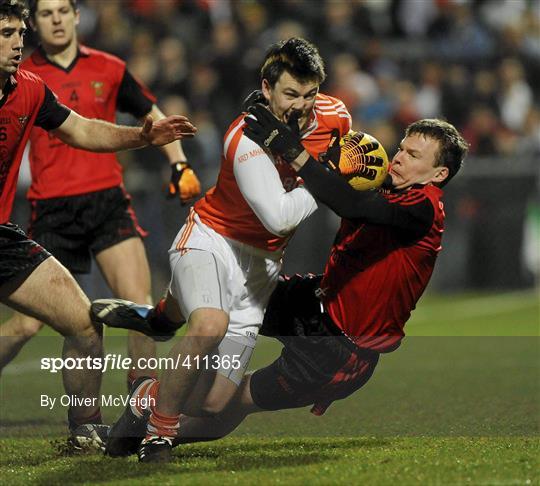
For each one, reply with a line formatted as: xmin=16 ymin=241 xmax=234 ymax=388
xmin=96 ymin=117 xmax=468 ymax=460
xmin=0 ymin=0 xmax=195 ymax=449
xmin=92 ymin=37 xmax=352 ymax=462
xmin=0 ymin=0 xmax=201 ymax=385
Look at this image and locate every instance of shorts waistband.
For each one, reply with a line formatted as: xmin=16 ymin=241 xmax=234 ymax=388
xmin=319 ymin=301 xmax=380 ymax=360
xmin=224 ymin=235 xmax=283 ymax=261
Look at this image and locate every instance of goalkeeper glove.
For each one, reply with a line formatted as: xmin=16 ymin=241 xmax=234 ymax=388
xmin=321 ymin=131 xmax=384 ymax=177
xmin=242 ymin=89 xmax=267 ymax=112
xmin=167 ymin=162 xmax=201 ymax=204
xmin=243 ymin=104 xmax=304 ymax=163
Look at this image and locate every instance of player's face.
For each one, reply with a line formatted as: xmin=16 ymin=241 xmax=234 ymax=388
xmin=262 ymin=71 xmax=319 ymax=132
xmin=0 ymin=17 xmax=25 ymax=77
xmin=390 ymin=134 xmax=449 ymax=190
xmin=32 ymin=0 xmax=79 ymax=51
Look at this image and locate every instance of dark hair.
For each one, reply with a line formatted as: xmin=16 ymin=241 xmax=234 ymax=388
xmin=405 ymin=118 xmax=469 ymax=187
xmin=28 ymin=0 xmax=77 ymax=19
xmin=0 ymin=0 xmax=29 ymax=21
xmin=260 ymin=37 xmax=326 ymax=87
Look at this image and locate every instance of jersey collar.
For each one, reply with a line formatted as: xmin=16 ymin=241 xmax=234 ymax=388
xmin=32 ymin=44 xmax=90 ymax=73
xmin=382 ymin=182 xmax=441 ymax=195
xmin=300 ymin=109 xmax=318 ymax=139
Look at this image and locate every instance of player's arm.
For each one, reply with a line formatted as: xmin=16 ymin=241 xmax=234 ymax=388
xmin=296 ymin=157 xmax=434 ymax=235
xmin=144 ymin=105 xmax=201 ymax=202
xmin=145 ymin=104 xmax=189 ymax=163
xmin=53 ymin=110 xmax=195 ymax=152
xmin=116 ymin=69 xmax=201 ymax=202
xmin=234 ymin=134 xmax=318 ymax=237
xmin=243 ymin=104 xmax=433 ymax=237
xmin=35 ymin=86 xmax=196 ymax=152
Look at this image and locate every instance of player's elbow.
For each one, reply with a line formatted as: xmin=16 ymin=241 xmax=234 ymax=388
xmin=263 ymin=201 xmax=303 ymax=236
xmin=262 ymin=218 xmax=295 ymax=237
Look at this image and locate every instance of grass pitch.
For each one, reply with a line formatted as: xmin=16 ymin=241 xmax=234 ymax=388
xmin=1 ymin=290 xmax=539 ymax=485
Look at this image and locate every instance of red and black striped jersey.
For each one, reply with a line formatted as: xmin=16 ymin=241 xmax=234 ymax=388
xmin=22 ymin=45 xmax=156 ymax=199
xmin=320 ymin=184 xmax=445 ymax=353
xmin=0 ymin=70 xmax=69 ymax=224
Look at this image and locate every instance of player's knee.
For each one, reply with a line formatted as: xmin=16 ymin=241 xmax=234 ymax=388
xmin=64 ymin=329 xmax=103 ymax=358
xmin=187 ymin=310 xmax=228 ymax=343
xmin=64 ymin=310 xmax=103 ymax=341
xmin=20 ymin=318 xmax=44 ymax=338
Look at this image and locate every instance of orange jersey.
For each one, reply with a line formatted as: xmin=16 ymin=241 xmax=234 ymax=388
xmin=194 ymin=94 xmax=351 ymax=252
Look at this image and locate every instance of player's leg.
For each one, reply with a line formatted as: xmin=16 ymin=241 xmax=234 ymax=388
xmin=96 ymin=245 xmax=231 ymax=461
xmin=0 ymin=312 xmax=44 ymax=373
xmin=139 ymin=246 xmax=281 ymax=461
xmin=0 ymin=198 xmax=88 ymax=374
xmin=87 ymin=187 xmax=157 ymax=384
xmin=121 ymin=305 xmax=227 ymax=463
xmin=102 ymin=271 xmax=307 ymax=455
xmin=141 ymin=239 xmax=238 ymax=463
xmin=178 ymin=341 xmax=379 ymax=445
xmin=143 ymin=253 xmax=279 ymax=425
xmin=94 ymin=236 xmax=157 ymax=383
xmin=154 ymin=306 xmax=229 ymax=413
xmin=1 ymin=256 xmax=104 ymax=428
xmin=167 ymin=337 xmax=260 ymax=444
xmin=174 ymin=373 xmax=263 ymax=444
xmin=102 ymin=338 xmax=242 ymax=457
xmin=104 ymin=366 xmax=257 ymax=457
xmin=160 ymin=333 xmax=255 ymax=421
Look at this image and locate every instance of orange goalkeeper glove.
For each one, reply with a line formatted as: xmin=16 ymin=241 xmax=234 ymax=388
xmin=167 ymin=162 xmax=201 ymax=204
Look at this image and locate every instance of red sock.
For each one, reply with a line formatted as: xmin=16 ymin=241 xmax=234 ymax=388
xmin=154 ymin=298 xmax=167 ymax=318
xmin=130 ymin=378 xmax=159 ymax=418
xmin=127 ymin=369 xmax=157 ymax=388
xmin=146 ymin=409 xmax=180 ymax=439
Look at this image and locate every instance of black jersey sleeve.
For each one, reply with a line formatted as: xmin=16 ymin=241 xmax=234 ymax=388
xmin=35 ymin=86 xmax=71 ymax=131
xmin=298 ymin=157 xmax=435 ymax=240
xmin=116 ymin=69 xmax=155 ymax=118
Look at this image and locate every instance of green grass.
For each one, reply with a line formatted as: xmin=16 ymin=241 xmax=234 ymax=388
xmin=1 ymin=437 xmax=537 ymax=485
xmin=1 ymin=291 xmax=539 ymax=485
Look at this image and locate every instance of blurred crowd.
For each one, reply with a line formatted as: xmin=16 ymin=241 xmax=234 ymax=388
xmin=17 ymin=0 xmax=539 ymax=291
xmin=23 ymin=0 xmax=540 ymax=186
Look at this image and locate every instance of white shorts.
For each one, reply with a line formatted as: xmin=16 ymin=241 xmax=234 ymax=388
xmin=168 ymin=211 xmax=282 ymax=349
xmin=214 ymin=336 xmax=253 ymax=386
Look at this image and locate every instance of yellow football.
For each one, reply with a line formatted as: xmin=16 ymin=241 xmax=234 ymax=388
xmin=336 ymin=131 xmax=389 ymax=191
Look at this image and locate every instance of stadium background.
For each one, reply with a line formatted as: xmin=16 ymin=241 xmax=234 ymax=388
xmin=7 ymin=0 xmax=539 ymax=299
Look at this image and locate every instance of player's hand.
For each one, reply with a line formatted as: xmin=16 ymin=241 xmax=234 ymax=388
xmin=167 ymin=162 xmax=201 ymax=204
xmin=243 ymin=104 xmax=304 ymax=163
xmin=321 ymin=132 xmax=384 ymax=177
xmin=242 ymin=89 xmax=267 ymax=112
xmin=141 ymin=115 xmax=197 ymax=146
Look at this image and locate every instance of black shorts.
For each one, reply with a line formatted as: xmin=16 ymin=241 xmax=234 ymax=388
xmin=28 ymin=186 xmax=146 ymax=274
xmin=250 ymin=274 xmax=379 ymax=415
xmin=0 ymin=222 xmax=51 ymax=289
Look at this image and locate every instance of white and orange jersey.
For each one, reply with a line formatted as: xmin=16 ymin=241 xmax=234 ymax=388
xmin=194 ymin=93 xmax=352 ymax=252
